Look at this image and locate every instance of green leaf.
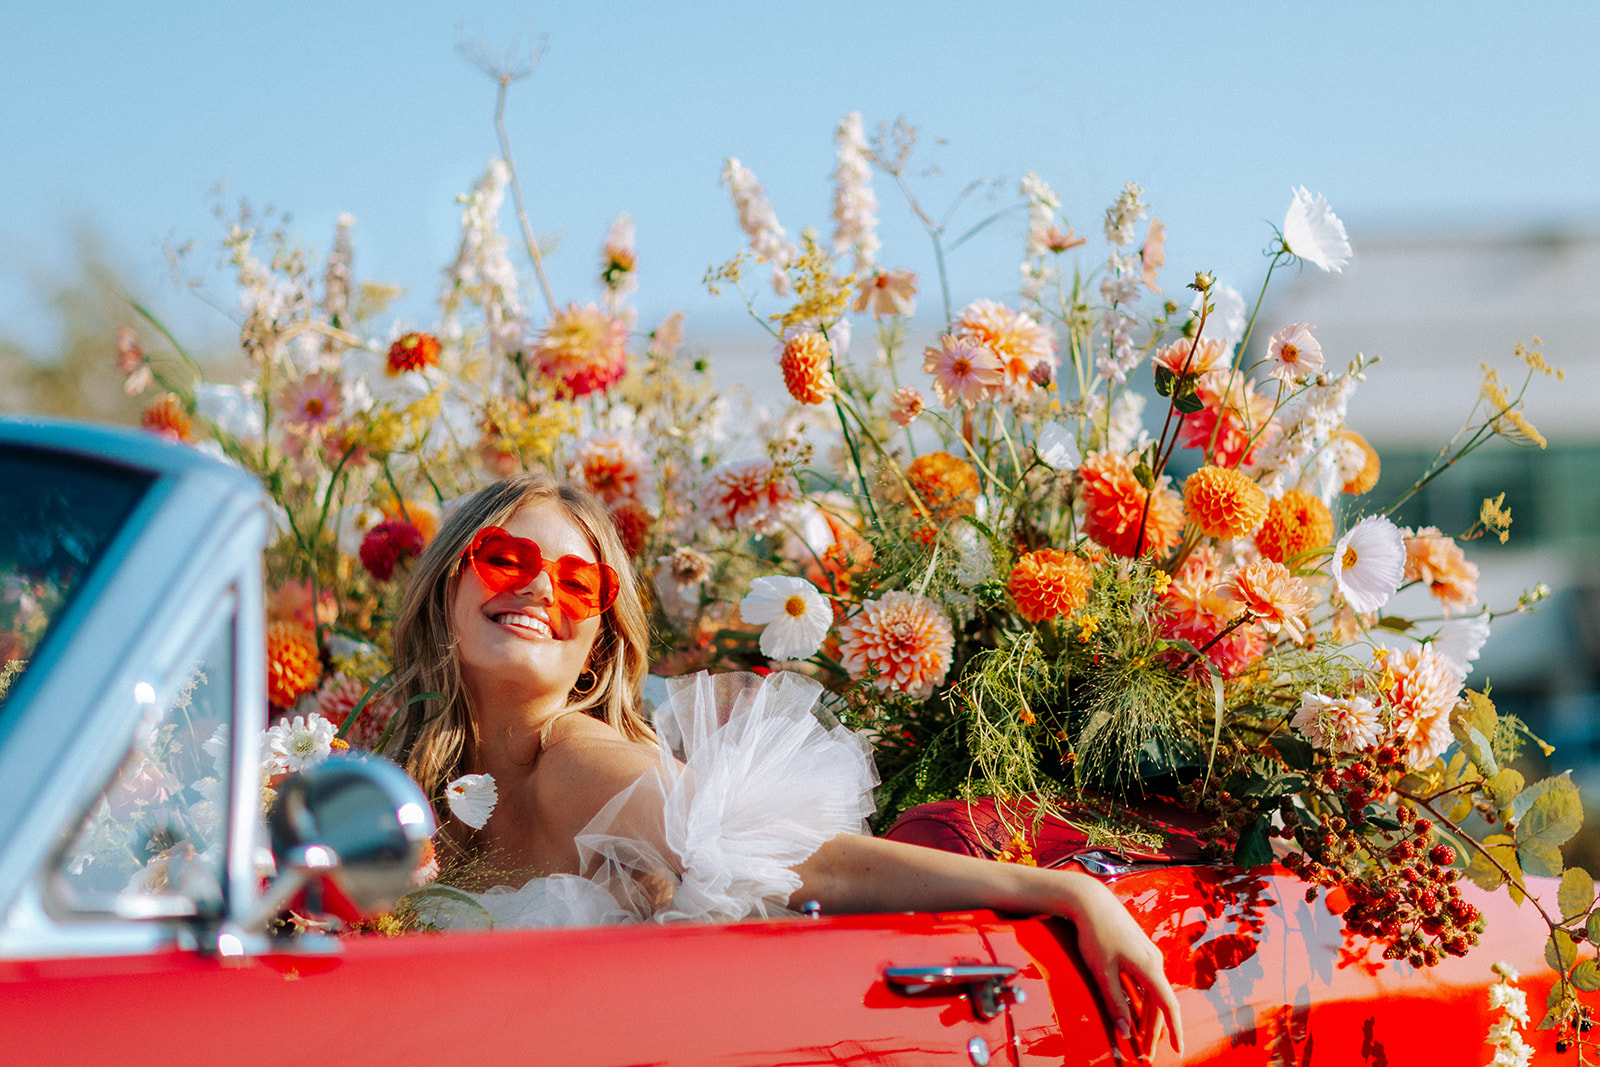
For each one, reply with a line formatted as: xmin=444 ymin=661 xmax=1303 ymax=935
xmin=1573 ymin=960 xmax=1600 ymax=992
xmin=1452 ymin=690 xmax=1498 ymax=750
xmin=1514 ymin=772 xmax=1583 ymax=857
xmin=1466 ymin=834 xmax=1519 ymax=893
xmin=1374 ymin=615 xmax=1414 ymax=633
xmin=1366 ymin=812 xmax=1403 ymax=832
xmin=1154 ymin=366 xmax=1175 ymax=397
xmin=1133 ymin=462 xmax=1155 ymax=490
xmin=1234 ymin=818 xmax=1273 ymax=868
xmin=1588 ymin=910 xmax=1600 ymax=945
xmin=1269 ymin=734 xmax=1314 ymax=772
xmin=1485 ymin=768 xmax=1526 ymax=808
xmin=1547 ymin=928 xmax=1578 ymax=973
xmin=1559 ymin=868 xmax=1595 ymax=922
xmin=1458 ymin=726 xmax=1499 ymax=778
xmin=1173 ymin=390 xmax=1204 ymax=415
xmin=1520 ymin=841 xmax=1564 ymax=880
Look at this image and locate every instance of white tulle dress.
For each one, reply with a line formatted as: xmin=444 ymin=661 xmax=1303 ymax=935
xmin=416 ymin=670 xmax=879 ymax=930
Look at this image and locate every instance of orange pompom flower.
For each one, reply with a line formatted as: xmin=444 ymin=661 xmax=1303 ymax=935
xmin=1254 ymin=489 xmax=1335 ymax=564
xmin=903 ymin=451 xmax=981 ymax=544
xmin=267 ymin=621 xmax=322 ymax=708
xmin=1077 ymin=450 xmax=1184 ymax=558
xmin=140 ymin=393 xmax=195 ymax=443
xmin=779 ymin=331 xmax=837 ymax=405
xmin=1008 ymin=549 xmax=1095 ymax=624
xmin=1183 ymin=465 xmax=1269 ymax=540
xmin=1338 ymin=429 xmax=1381 ymax=495
xmin=387 ymin=331 xmax=441 ymax=374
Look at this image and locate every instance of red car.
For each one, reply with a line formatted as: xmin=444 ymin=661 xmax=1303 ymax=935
xmin=0 ymin=418 xmax=1559 ymax=1065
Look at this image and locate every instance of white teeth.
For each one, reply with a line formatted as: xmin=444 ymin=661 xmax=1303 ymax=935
xmin=493 ymin=612 xmax=553 ymax=637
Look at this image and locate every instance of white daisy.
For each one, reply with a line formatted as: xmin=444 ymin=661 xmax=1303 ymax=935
xmin=1431 ymin=612 xmax=1492 ymax=677
xmin=739 ymin=575 xmax=832 ymax=661
xmin=1283 ymin=187 xmax=1352 ymax=273
xmin=1035 ymin=422 xmax=1081 ymax=472
xmin=263 ymin=713 xmax=337 ymax=775
xmin=1331 ymin=515 xmax=1405 ymax=614
xmin=445 ymin=773 xmax=498 ymax=830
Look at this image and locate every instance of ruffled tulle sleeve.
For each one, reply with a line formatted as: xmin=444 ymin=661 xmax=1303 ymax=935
xmin=576 ymin=670 xmax=878 ymax=924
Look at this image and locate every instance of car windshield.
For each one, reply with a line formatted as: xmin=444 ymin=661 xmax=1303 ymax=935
xmin=0 ymin=444 xmax=153 ymax=712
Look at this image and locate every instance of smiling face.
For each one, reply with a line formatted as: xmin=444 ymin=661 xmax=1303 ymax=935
xmin=450 ymin=501 xmax=606 ymax=713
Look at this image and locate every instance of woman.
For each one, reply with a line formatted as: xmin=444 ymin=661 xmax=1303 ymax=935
xmin=391 ymin=472 xmax=1182 ymax=1057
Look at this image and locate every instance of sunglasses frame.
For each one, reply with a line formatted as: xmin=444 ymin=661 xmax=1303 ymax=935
xmin=459 ymin=525 xmax=620 ymax=623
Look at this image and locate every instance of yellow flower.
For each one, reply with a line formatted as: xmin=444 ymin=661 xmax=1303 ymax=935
xmin=771 ymin=230 xmax=853 ymax=332
xmin=1077 ymin=614 xmax=1101 ymax=643
xmin=1480 ymin=493 xmax=1513 ymax=544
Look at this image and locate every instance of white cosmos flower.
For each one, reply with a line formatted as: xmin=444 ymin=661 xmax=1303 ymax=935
xmin=1265 ymin=322 xmax=1325 ymax=382
xmin=263 ymin=713 xmax=337 ymax=775
xmin=1432 ymin=612 xmax=1492 ymax=677
xmin=445 ymin=773 xmax=498 ymax=830
xmin=1283 ymin=187 xmax=1352 ymax=273
xmin=739 ymin=575 xmax=832 ymax=660
xmin=1190 ymin=284 xmax=1247 ymax=350
xmin=1035 ymin=422 xmax=1082 ymax=472
xmin=1331 ymin=516 xmax=1406 ymax=614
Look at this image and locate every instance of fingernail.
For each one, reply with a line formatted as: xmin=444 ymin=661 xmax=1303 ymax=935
xmin=1116 ymin=1018 xmax=1132 ymax=1041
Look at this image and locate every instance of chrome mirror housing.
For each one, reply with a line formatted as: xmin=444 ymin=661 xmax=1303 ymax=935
xmin=254 ymin=757 xmax=435 ymax=928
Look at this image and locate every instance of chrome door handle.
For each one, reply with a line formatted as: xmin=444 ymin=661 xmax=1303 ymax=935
xmin=885 ymin=964 xmax=1026 ymax=1020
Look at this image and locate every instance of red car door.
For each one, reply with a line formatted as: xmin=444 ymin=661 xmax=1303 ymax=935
xmin=3 ymin=910 xmax=1023 ymax=1066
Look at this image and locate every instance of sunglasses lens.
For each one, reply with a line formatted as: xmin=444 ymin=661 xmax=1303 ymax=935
xmin=468 ymin=528 xmax=543 ymax=593
xmin=549 ymin=556 xmax=621 ymax=621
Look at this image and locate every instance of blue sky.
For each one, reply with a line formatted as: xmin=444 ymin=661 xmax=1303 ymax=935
xmin=3 ymin=2 xmax=1598 ymax=358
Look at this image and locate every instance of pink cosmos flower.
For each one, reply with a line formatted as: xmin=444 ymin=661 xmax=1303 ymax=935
xmin=922 ymin=334 xmax=1003 ymax=409
xmin=278 ymin=372 xmax=343 ymax=432
xmin=889 ymin=387 xmax=924 ymax=427
xmin=1264 ymin=322 xmax=1324 ymax=382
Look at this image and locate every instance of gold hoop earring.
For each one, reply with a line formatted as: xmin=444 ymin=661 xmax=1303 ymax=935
xmin=572 ymin=669 xmax=598 ymax=697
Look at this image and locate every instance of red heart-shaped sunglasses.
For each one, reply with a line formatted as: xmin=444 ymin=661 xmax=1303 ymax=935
xmin=460 ymin=526 xmax=620 ymax=622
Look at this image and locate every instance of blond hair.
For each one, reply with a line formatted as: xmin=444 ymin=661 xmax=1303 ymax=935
xmin=390 ymin=472 xmax=653 ymax=807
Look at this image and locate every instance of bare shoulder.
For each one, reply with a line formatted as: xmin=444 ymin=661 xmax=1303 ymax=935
xmin=533 ymin=712 xmax=659 ymax=828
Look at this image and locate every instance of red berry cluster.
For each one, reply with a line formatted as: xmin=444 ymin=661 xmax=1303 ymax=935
xmin=1280 ymin=749 xmax=1484 ymax=968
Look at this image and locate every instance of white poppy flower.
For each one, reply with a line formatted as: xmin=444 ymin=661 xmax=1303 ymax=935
xmin=445 ymin=773 xmax=498 ymax=830
xmin=1283 ymin=187 xmax=1352 ymax=273
xmin=263 ymin=713 xmax=337 ymax=775
xmin=1035 ymin=422 xmax=1081 ymax=472
xmin=1331 ymin=515 xmax=1405 ymax=614
xmin=1432 ymin=613 xmax=1492 ymax=677
xmin=739 ymin=575 xmax=832 ymax=660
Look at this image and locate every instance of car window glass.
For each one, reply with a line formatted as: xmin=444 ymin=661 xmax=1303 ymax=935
xmin=50 ymin=613 xmax=233 ymax=918
xmin=0 ymin=445 xmax=152 ymax=711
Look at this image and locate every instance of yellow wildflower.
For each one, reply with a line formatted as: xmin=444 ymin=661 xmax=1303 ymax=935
xmin=1151 ymin=570 xmax=1172 ymax=596
xmin=771 ymin=229 xmax=854 ymax=332
xmin=1077 ymin=614 xmax=1101 ymax=643
xmin=1515 ymin=337 xmax=1564 ymax=381
xmin=1480 ymin=493 xmax=1513 ymax=544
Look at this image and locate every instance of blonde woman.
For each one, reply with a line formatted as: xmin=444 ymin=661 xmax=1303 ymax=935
xmin=391 ymin=472 xmax=1181 ymax=1057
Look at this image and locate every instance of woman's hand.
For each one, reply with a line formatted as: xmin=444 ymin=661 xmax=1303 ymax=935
xmin=1060 ymin=873 xmax=1183 ymax=1060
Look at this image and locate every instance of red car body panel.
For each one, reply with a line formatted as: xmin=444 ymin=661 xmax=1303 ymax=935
xmin=1 ymin=866 xmax=1560 ymax=1065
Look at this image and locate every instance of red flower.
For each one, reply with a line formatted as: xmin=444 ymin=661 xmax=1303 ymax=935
xmin=360 ymin=519 xmax=425 ymax=581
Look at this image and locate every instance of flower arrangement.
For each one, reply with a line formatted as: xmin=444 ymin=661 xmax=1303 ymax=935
xmin=92 ymin=68 xmax=1598 ymax=1048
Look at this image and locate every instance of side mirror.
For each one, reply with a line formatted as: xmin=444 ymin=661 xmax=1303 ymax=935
xmin=254 ymin=757 xmax=436 ymax=928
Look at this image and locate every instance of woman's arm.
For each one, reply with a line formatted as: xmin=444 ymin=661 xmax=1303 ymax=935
xmin=791 ymin=833 xmax=1183 ymax=1058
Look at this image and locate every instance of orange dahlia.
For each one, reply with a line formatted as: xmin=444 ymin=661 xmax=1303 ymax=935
xmin=1008 ymin=549 xmax=1095 ymax=623
xmin=1254 ymin=489 xmax=1335 ymax=564
xmin=533 ymin=302 xmax=630 ymax=397
xmin=1403 ymin=526 xmax=1480 ymax=614
xmin=267 ymin=621 xmax=322 ymax=708
xmin=838 ymin=591 xmax=954 ymax=699
xmin=1183 ymin=465 xmax=1269 ymax=540
xmin=1077 ymin=450 xmax=1184 ymax=558
xmin=1338 ymin=429 xmax=1381 ymax=495
xmin=903 ymin=451 xmax=981 ymax=544
xmin=701 ymin=458 xmax=799 ymax=535
xmin=779 ymin=332 xmax=836 ymax=405
xmin=1178 ymin=377 xmax=1275 ymax=467
xmin=1384 ymin=646 xmax=1463 ymax=769
xmin=1218 ymin=558 xmax=1317 ymax=642
xmin=140 ymin=393 xmax=195 ymax=443
xmin=387 ymin=331 xmax=441 ymax=374
xmin=952 ymin=298 xmax=1056 ymax=398
xmin=379 ymin=498 xmax=440 ymax=545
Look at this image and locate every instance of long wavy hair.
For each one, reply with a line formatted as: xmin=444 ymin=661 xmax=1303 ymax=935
xmin=389 ymin=472 xmax=653 ymax=808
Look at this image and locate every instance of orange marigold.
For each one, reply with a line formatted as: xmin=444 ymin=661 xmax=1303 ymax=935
xmin=1255 ymin=489 xmax=1335 ymax=564
xmin=140 ymin=393 xmax=195 ymax=443
xmin=1008 ymin=549 xmax=1095 ymax=623
xmin=903 ymin=451 xmax=981 ymax=544
xmin=1339 ymin=429 xmax=1381 ymax=495
xmin=1076 ymin=450 xmax=1184 ymax=558
xmin=267 ymin=621 xmax=322 ymax=708
xmin=1184 ymin=465 xmax=1269 ymax=540
xmin=779 ymin=331 xmax=836 ymax=405
xmin=387 ymin=331 xmax=441 ymax=374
